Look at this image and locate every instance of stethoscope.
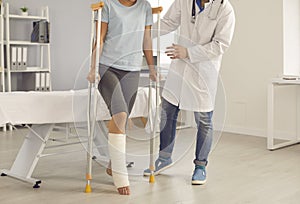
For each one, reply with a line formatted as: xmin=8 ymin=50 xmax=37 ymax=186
xmin=191 ymin=0 xmax=224 ymax=23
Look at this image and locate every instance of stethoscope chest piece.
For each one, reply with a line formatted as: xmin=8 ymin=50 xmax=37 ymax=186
xmin=191 ymin=16 xmax=196 ymax=24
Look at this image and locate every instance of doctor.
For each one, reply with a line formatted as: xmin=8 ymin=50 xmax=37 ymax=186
xmin=144 ymin=0 xmax=235 ymax=185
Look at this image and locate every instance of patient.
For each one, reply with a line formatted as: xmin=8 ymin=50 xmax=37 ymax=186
xmin=87 ymin=0 xmax=156 ymax=195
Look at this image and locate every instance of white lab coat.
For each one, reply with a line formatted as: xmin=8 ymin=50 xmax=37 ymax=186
xmin=154 ymin=0 xmax=235 ymax=112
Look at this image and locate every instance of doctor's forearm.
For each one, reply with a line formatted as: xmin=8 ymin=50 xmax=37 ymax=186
xmin=152 ymin=20 xmax=180 ymax=39
xmin=187 ymin=41 xmax=229 ymax=63
xmin=188 ymin=13 xmax=235 ymax=63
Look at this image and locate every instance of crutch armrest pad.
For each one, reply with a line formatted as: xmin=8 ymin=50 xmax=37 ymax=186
xmin=152 ymin=7 xmax=163 ymax=14
xmin=91 ymin=2 xmax=104 ymax=11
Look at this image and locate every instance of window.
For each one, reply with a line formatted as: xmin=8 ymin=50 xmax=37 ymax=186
xmin=283 ymin=0 xmax=300 ymax=76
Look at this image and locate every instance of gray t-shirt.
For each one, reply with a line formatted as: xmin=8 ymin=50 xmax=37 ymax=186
xmin=100 ymin=0 xmax=153 ymax=71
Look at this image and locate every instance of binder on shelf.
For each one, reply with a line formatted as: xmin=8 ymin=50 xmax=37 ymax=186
xmin=45 ymin=72 xmax=50 ymax=91
xmin=40 ymin=72 xmax=46 ymax=91
xmin=22 ymin=47 xmax=27 ymax=69
xmin=35 ymin=73 xmax=41 ymax=91
xmin=11 ymin=46 xmax=17 ymax=70
xmin=31 ymin=20 xmax=50 ymax=43
xmin=17 ymin=47 xmax=22 ymax=70
xmin=45 ymin=21 xmax=50 ymax=43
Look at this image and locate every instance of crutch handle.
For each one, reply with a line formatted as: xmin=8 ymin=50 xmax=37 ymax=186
xmin=91 ymin=2 xmax=104 ymax=11
xmin=152 ymin=6 xmax=163 ymax=14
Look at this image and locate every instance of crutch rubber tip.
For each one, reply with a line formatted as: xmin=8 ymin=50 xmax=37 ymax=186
xmin=86 ymin=174 xmax=92 ymax=180
xmin=149 ymin=174 xmax=155 ymax=183
xmin=85 ymin=184 xmax=92 ymax=193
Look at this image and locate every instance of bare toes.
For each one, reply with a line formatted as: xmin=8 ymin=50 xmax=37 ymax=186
xmin=117 ymin=186 xmax=130 ymax=195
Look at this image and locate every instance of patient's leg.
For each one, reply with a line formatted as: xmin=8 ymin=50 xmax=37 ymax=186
xmin=108 ymin=112 xmax=127 ymax=134
xmin=108 ymin=112 xmax=130 ymax=195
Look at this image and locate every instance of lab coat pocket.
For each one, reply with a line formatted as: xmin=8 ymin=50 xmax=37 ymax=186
xmin=186 ymin=63 xmax=207 ymax=92
xmin=196 ymin=18 xmax=217 ymax=42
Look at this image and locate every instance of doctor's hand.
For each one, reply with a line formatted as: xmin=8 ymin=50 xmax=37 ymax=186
xmin=165 ymin=44 xmax=189 ymax=59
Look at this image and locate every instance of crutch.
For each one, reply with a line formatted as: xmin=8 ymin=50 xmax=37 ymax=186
xmin=148 ymin=6 xmax=163 ymax=184
xmin=85 ymin=1 xmax=104 ymax=193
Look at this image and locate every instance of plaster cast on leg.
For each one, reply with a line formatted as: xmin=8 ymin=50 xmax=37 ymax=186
xmin=108 ymin=133 xmax=129 ymax=190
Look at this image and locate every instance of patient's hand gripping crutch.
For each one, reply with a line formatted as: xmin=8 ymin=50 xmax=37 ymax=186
xmin=86 ymin=2 xmax=104 ymax=193
xmin=148 ymin=6 xmax=163 ymax=183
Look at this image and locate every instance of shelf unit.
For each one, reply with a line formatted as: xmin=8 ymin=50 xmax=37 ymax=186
xmin=0 ymin=3 xmax=4 ymax=131
xmin=2 ymin=3 xmax=51 ymax=92
xmin=0 ymin=2 xmax=5 ymax=93
xmin=0 ymin=2 xmax=6 ymax=131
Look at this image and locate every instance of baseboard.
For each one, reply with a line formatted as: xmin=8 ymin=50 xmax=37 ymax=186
xmin=214 ymin=123 xmax=298 ymax=140
xmin=216 ymin=124 xmax=266 ymax=138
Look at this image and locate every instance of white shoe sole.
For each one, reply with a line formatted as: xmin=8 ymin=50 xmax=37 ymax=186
xmin=191 ymin=179 xmax=206 ymax=185
xmin=143 ymin=163 xmax=173 ymax=176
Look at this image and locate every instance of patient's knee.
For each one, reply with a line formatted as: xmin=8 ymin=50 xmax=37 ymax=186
xmin=109 ymin=112 xmax=128 ymax=134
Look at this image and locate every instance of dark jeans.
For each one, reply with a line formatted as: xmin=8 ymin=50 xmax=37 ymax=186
xmin=159 ymin=98 xmax=213 ymax=167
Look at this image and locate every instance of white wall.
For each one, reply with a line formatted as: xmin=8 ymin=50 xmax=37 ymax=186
xmin=221 ymin=0 xmax=299 ymax=139
xmin=4 ymin=0 xmax=299 ymax=139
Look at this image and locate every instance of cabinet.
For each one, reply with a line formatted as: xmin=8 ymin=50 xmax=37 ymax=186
xmin=1 ymin=3 xmax=51 ymax=92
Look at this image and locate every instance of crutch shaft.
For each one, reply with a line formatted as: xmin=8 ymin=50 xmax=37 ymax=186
xmin=149 ymin=7 xmax=163 ymax=183
xmin=85 ymin=2 xmax=103 ymax=193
